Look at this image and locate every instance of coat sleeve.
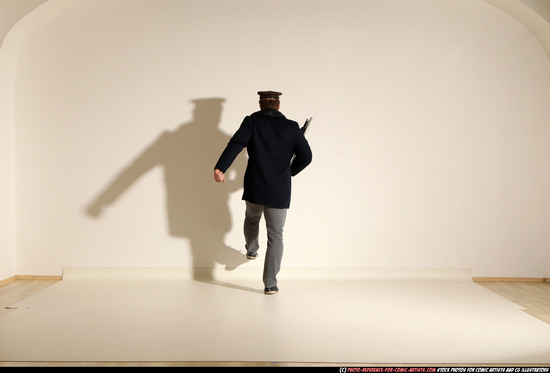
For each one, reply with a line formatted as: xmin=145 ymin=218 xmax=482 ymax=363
xmin=290 ymin=128 xmax=312 ymax=176
xmin=214 ymin=116 xmax=253 ymax=173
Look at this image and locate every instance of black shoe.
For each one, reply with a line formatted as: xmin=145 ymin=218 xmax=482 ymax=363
xmin=264 ymin=286 xmax=279 ymax=295
xmin=246 ymin=252 xmax=258 ymax=260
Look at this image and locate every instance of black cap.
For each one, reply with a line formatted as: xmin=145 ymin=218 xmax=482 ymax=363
xmin=258 ymin=91 xmax=282 ymax=99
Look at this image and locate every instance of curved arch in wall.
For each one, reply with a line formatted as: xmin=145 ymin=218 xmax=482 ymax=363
xmin=483 ymin=0 xmax=550 ymax=62
xmin=2 ymin=0 xmax=550 ymax=277
xmin=2 ymin=0 xmax=550 ymax=138
xmin=1 ymin=0 xmax=82 ymax=160
xmin=0 ymin=0 xmax=80 ymax=279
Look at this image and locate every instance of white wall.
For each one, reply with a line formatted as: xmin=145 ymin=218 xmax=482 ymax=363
xmin=0 ymin=30 xmax=15 ymax=280
xmin=6 ymin=0 xmax=550 ymax=278
xmin=0 ymin=0 xmax=48 ymax=280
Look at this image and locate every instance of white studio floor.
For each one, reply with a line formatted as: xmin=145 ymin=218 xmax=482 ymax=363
xmin=1 ymin=268 xmax=550 ymax=365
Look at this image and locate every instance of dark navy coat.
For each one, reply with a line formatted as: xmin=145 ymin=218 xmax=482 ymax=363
xmin=215 ymin=108 xmax=312 ymax=208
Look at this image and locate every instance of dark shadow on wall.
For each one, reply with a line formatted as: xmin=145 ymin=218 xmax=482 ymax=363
xmin=85 ymin=98 xmax=254 ymax=289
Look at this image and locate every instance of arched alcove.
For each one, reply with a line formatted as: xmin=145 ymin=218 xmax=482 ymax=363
xmin=1 ymin=0 xmax=549 ymax=279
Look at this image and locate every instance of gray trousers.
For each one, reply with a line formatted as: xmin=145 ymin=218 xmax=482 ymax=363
xmin=244 ymin=201 xmax=288 ymax=288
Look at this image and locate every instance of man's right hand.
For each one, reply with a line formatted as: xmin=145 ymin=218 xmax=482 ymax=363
xmin=214 ymin=169 xmax=225 ymax=183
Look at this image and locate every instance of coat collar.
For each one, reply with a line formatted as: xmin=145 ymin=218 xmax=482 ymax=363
xmin=258 ymin=108 xmax=285 ymax=118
